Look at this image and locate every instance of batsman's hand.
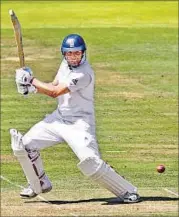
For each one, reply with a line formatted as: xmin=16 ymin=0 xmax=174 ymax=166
xmin=15 ymin=67 xmax=34 ymax=85
xmin=16 ymin=83 xmax=28 ymax=95
xmin=16 ymin=83 xmax=37 ymax=95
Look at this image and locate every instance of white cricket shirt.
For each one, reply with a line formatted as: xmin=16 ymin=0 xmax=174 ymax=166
xmin=55 ymin=59 xmax=95 ymax=127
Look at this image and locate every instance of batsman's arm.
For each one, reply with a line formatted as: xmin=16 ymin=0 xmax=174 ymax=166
xmin=31 ymin=78 xmax=70 ymax=98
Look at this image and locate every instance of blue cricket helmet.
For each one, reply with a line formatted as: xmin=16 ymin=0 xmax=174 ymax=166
xmin=61 ymin=34 xmax=86 ymax=54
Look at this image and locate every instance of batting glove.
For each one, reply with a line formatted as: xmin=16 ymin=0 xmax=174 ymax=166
xmin=28 ymin=84 xmax=37 ymax=93
xmin=15 ymin=67 xmax=34 ymax=85
xmin=16 ymin=83 xmax=29 ymax=95
xmin=16 ymin=83 xmax=37 ymax=95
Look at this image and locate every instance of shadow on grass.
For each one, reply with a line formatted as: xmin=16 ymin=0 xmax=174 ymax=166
xmin=25 ymin=196 xmax=179 ymax=205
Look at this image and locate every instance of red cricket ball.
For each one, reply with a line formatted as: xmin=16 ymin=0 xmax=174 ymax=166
xmin=157 ymin=164 xmax=165 ymax=173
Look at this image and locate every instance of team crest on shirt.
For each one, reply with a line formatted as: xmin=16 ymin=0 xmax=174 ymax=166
xmin=67 ymin=38 xmax=75 ymax=47
xmin=72 ymin=79 xmax=78 ymax=85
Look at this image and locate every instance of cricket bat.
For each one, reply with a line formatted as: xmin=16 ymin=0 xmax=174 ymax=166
xmin=9 ymin=9 xmax=25 ymax=68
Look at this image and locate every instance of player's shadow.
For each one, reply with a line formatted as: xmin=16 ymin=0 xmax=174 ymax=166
xmin=25 ymin=196 xmax=179 ymax=205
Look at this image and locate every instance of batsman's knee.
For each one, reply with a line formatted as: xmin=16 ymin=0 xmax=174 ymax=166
xmin=22 ymin=134 xmax=38 ymax=151
xmin=10 ymin=128 xmax=36 ymax=156
xmin=77 ymin=156 xmax=105 ymax=179
xmin=77 ymin=156 xmax=137 ymax=197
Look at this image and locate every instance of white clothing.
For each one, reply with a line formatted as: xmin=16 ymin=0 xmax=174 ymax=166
xmin=23 ymin=59 xmax=99 ymax=161
xmin=22 ymin=110 xmax=100 ymax=161
xmin=56 ymin=59 xmax=95 ymax=127
xmin=14 ymin=59 xmax=138 ymax=198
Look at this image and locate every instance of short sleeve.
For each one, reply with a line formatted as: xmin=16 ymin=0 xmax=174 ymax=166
xmin=66 ymin=72 xmax=91 ymax=92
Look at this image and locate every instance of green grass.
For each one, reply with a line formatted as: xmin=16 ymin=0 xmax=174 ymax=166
xmin=1 ymin=1 xmax=178 ymax=28
xmin=1 ymin=1 xmax=178 ymax=216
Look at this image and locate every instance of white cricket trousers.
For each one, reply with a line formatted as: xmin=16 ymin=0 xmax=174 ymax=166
xmin=22 ymin=110 xmax=100 ymax=161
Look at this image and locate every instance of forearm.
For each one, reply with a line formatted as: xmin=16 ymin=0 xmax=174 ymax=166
xmin=32 ymin=78 xmax=54 ymax=94
xmin=32 ymin=78 xmax=69 ymax=98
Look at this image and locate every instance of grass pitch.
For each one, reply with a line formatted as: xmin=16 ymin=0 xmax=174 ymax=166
xmin=1 ymin=1 xmax=178 ymax=216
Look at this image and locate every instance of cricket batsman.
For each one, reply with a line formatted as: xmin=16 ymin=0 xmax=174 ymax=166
xmin=10 ymin=34 xmax=141 ymax=203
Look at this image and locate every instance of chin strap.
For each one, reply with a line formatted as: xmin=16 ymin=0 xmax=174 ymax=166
xmin=79 ymin=52 xmax=86 ymax=65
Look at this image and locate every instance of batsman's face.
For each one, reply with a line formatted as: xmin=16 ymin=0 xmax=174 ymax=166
xmin=64 ymin=51 xmax=83 ymax=66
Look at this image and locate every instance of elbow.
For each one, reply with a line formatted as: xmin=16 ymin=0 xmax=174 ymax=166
xmin=43 ymin=86 xmax=57 ymax=98
xmin=49 ymin=91 xmax=58 ymax=98
xmin=49 ymin=87 xmax=60 ymax=98
xmin=49 ymin=94 xmax=56 ymax=98
xmin=52 ymin=94 xmax=58 ymax=98
xmin=47 ymin=85 xmax=69 ymax=98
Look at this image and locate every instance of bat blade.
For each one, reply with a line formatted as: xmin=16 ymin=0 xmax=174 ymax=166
xmin=9 ymin=9 xmax=25 ymax=67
